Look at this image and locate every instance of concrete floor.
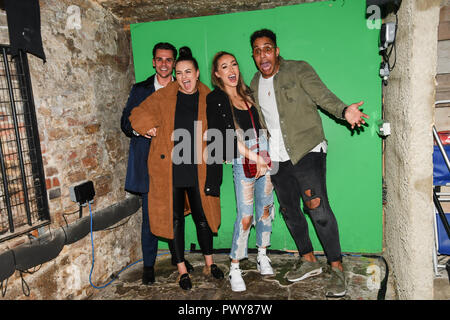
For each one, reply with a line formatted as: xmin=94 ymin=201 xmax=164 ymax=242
xmin=87 ymin=250 xmax=397 ymax=301
xmin=434 ymin=255 xmax=450 ymax=300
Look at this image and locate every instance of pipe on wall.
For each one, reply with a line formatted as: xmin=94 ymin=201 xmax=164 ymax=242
xmin=0 ymin=195 xmax=141 ymax=282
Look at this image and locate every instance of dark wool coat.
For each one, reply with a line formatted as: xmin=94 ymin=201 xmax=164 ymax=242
xmin=120 ymin=75 xmax=156 ymax=194
xmin=129 ymin=81 xmax=221 ymax=239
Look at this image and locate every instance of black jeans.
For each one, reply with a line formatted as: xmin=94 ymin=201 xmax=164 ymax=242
xmin=170 ymin=185 xmax=213 ymax=264
xmin=270 ymin=151 xmax=342 ymax=263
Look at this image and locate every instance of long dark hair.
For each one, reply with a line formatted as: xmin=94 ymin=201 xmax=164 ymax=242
xmin=211 ymin=51 xmax=266 ymax=135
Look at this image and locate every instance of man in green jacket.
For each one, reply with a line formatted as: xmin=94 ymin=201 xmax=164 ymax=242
xmin=249 ymin=29 xmax=368 ymax=297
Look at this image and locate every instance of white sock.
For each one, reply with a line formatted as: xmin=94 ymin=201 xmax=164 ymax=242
xmin=230 ymin=262 xmax=240 ymax=270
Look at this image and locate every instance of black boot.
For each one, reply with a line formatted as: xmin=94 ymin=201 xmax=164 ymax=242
xmin=178 ymin=273 xmax=192 ymax=290
xmin=142 ymin=266 xmax=155 ymax=285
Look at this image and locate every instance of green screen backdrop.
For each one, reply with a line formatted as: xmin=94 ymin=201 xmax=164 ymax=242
xmin=130 ymin=0 xmax=383 ymax=253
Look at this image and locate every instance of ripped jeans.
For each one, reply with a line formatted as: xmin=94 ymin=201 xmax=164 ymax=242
xmin=230 ymin=135 xmax=274 ymax=261
xmin=270 ymin=151 xmax=342 ymax=263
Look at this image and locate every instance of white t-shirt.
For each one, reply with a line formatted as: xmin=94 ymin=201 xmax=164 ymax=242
xmin=154 ymin=75 xmax=173 ymax=91
xmin=258 ymin=74 xmax=327 ymax=160
xmin=258 ymin=74 xmax=291 ymax=162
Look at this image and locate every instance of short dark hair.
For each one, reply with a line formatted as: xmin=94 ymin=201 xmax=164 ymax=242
xmin=250 ymin=29 xmax=277 ymax=48
xmin=152 ymin=42 xmax=177 ymax=60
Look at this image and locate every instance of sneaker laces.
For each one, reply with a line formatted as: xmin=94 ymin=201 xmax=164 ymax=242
xmin=258 ymin=253 xmax=271 ymax=264
xmin=229 ymin=269 xmax=243 ymax=283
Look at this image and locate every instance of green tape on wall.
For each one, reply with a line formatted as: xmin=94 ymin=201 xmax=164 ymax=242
xmin=130 ymin=0 xmax=382 ymax=253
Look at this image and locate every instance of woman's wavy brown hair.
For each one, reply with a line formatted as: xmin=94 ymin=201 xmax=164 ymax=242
xmin=211 ymin=51 xmax=270 ymax=138
xmin=211 ymin=51 xmax=255 ymax=107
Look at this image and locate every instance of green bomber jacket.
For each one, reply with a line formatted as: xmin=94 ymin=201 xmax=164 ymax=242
xmin=249 ymin=57 xmax=347 ymax=165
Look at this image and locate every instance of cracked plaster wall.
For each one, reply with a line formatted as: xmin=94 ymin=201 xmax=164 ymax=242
xmin=383 ymin=0 xmax=441 ymax=300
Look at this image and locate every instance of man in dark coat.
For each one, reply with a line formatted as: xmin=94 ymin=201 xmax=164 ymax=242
xmin=121 ymin=42 xmax=192 ymax=284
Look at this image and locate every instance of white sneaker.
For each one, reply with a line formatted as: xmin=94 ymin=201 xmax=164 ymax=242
xmin=257 ymin=254 xmax=274 ymax=275
xmin=229 ymin=267 xmax=246 ymax=292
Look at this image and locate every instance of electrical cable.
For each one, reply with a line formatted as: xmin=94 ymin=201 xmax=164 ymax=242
xmin=0 ymin=195 xmax=142 ymax=297
xmin=386 ymin=13 xmax=398 ymax=71
xmin=87 ymin=202 xmax=170 ymax=289
xmin=379 ymin=13 xmax=398 ymax=86
xmin=62 ymin=207 xmax=82 ymax=228
xmin=1 ymin=278 xmax=7 ymax=297
xmin=88 ymin=201 xmax=143 ymax=289
xmin=191 ymin=248 xmax=389 ymax=300
xmin=104 ymin=216 xmax=132 ymax=231
xmin=341 ymin=253 xmax=389 ymax=300
xmin=19 ymin=264 xmax=42 ymax=274
xmin=19 ymin=271 xmax=30 ymax=297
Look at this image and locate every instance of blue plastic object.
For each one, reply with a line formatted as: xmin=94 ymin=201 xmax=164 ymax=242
xmin=433 ymin=145 xmax=450 ymax=186
xmin=436 ymin=213 xmax=450 ymax=255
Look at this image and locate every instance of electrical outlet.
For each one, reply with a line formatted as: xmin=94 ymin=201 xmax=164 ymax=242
xmin=377 ymin=120 xmax=391 ymax=137
xmin=379 ymin=22 xmax=396 ymax=51
xmin=69 ymin=180 xmax=95 ymax=205
xmin=379 ymin=62 xmax=390 ymax=80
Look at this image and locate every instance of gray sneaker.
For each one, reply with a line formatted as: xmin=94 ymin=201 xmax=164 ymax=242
xmin=325 ymin=267 xmax=347 ymax=297
xmin=286 ymin=258 xmax=323 ymax=282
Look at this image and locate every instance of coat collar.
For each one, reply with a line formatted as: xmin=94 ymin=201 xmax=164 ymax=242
xmin=137 ymin=74 xmax=178 ymax=89
xmin=136 ymin=74 xmax=155 ymax=89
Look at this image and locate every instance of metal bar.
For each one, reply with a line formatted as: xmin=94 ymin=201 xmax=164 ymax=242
xmin=0 ymin=220 xmax=50 ymax=243
xmin=15 ymin=50 xmax=50 ymax=221
xmin=2 ymin=47 xmax=32 ymax=226
xmin=13 ymin=51 xmax=48 ymax=221
xmin=433 ymin=125 xmax=450 ymax=172
xmin=433 ymin=188 xmax=450 ymax=239
xmin=0 ymin=133 xmax=15 ymax=233
xmin=0 ymin=48 xmax=16 ymax=233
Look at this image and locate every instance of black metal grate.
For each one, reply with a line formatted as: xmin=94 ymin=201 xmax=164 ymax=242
xmin=0 ymin=46 xmax=49 ymax=242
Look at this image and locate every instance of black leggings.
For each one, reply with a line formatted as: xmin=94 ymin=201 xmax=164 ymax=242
xmin=169 ymin=185 xmax=213 ymax=264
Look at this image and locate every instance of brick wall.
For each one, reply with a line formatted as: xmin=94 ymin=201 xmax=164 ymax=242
xmin=0 ymin=0 xmax=139 ymax=299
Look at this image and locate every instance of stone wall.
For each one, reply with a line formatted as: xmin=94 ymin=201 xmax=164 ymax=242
xmin=0 ymin=0 xmax=139 ymax=299
xmin=93 ymin=0 xmax=326 ymax=25
xmin=31 ymin=0 xmax=133 ymax=216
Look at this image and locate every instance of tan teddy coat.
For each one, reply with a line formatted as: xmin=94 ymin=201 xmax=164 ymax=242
xmin=129 ymin=81 xmax=221 ymax=239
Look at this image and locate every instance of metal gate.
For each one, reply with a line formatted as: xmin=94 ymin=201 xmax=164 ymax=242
xmin=0 ymin=46 xmax=49 ymax=242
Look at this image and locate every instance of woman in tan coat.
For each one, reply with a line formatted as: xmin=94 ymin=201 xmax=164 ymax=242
xmin=129 ymin=47 xmax=223 ymax=290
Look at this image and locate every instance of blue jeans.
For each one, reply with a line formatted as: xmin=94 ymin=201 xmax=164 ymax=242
xmin=230 ymin=135 xmax=274 ymax=261
xmin=141 ymin=193 xmax=158 ymax=267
